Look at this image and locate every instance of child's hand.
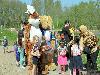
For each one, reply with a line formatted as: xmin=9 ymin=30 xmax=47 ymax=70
xmin=42 ymin=48 xmax=45 ymax=52
xmin=31 ymin=50 xmax=36 ymax=56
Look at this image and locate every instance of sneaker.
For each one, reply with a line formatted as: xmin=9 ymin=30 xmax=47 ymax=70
xmin=16 ymin=62 xmax=20 ymax=67
xmin=20 ymin=66 xmax=25 ymax=69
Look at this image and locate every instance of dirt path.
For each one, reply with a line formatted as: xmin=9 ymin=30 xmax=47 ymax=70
xmin=0 ymin=46 xmax=71 ymax=75
xmin=0 ymin=46 xmax=28 ymax=75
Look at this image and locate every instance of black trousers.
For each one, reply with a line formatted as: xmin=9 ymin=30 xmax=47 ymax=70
xmin=86 ymin=50 xmax=99 ymax=71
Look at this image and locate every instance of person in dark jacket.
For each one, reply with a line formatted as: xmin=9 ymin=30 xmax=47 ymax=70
xmin=62 ymin=20 xmax=72 ymax=59
xmin=62 ymin=20 xmax=72 ymax=43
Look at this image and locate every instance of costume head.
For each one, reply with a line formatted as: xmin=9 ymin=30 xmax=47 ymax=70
xmin=79 ymin=25 xmax=88 ymax=33
xmin=25 ymin=5 xmax=40 ymax=28
xmin=40 ymin=16 xmax=52 ymax=30
xmin=79 ymin=25 xmax=98 ymax=53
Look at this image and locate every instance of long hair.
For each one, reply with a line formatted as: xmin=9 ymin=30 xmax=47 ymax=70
xmin=74 ymin=36 xmax=80 ymax=48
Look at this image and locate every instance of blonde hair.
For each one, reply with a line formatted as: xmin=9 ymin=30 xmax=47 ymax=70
xmin=32 ymin=35 xmax=39 ymax=45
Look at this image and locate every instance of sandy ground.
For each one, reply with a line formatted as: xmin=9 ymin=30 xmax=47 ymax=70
xmin=0 ymin=46 xmax=28 ymax=75
xmin=1 ymin=46 xmax=99 ymax=75
xmin=0 ymin=46 xmax=71 ymax=75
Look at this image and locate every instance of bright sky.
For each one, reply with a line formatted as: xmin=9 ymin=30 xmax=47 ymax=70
xmin=20 ymin=0 xmax=90 ymax=8
xmin=61 ymin=0 xmax=89 ymax=7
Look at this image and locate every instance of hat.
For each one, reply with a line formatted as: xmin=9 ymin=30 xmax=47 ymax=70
xmin=25 ymin=5 xmax=35 ymax=14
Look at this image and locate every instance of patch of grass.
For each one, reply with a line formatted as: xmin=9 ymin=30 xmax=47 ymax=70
xmin=96 ymin=34 xmax=100 ymax=71
xmin=81 ymin=54 xmax=87 ymax=64
xmin=0 ymin=29 xmax=17 ymax=45
xmin=97 ymin=51 xmax=100 ymax=71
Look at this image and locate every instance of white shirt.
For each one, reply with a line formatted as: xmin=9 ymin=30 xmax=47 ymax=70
xmin=71 ymin=44 xmax=81 ymax=56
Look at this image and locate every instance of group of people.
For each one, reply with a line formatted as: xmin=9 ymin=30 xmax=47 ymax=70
xmin=55 ymin=21 xmax=83 ymax=75
xmin=13 ymin=41 xmax=25 ymax=69
xmin=13 ymin=20 xmax=99 ymax=75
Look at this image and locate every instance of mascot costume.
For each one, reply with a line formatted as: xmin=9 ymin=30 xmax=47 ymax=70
xmin=39 ymin=14 xmax=56 ymax=74
xmin=79 ymin=25 xmax=99 ymax=72
xmin=39 ymin=16 xmax=52 ymax=46
xmin=24 ymin=5 xmax=54 ymax=75
xmin=24 ymin=5 xmax=42 ymax=75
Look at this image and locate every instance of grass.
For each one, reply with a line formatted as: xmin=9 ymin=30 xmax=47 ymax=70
xmin=96 ymin=35 xmax=100 ymax=71
xmin=0 ymin=28 xmax=17 ymax=45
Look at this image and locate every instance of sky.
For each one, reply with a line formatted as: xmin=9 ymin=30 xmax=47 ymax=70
xmin=60 ymin=0 xmax=89 ymax=7
xmin=20 ymin=0 xmax=89 ymax=8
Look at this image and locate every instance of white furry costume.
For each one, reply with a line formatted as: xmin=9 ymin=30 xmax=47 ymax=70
xmin=25 ymin=5 xmax=42 ymax=44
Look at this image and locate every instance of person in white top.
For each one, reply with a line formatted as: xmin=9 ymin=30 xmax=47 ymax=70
xmin=71 ymin=36 xmax=83 ymax=75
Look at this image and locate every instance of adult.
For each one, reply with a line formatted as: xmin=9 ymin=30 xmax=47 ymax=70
xmin=62 ymin=20 xmax=72 ymax=58
xmin=62 ymin=20 xmax=72 ymax=43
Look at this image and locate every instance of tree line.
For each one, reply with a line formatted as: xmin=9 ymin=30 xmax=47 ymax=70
xmin=0 ymin=0 xmax=100 ymax=30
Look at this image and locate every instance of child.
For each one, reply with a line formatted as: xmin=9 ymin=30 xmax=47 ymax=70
xmin=13 ymin=41 xmax=20 ymax=66
xmin=31 ymin=36 xmax=40 ymax=75
xmin=18 ymin=45 xmax=25 ymax=69
xmin=57 ymin=41 xmax=68 ymax=74
xmin=2 ymin=36 xmax=8 ymax=53
xmin=59 ymin=32 xmax=67 ymax=47
xmin=40 ymin=41 xmax=53 ymax=75
xmin=71 ymin=36 xmax=83 ymax=75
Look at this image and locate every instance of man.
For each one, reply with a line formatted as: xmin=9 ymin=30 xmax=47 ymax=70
xmin=2 ymin=36 xmax=8 ymax=53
